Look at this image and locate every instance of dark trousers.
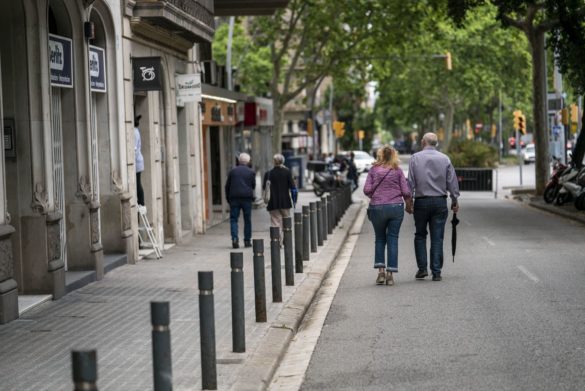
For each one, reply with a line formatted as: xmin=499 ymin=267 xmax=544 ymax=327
xmin=136 ymin=172 xmax=145 ymax=206
xmin=413 ymin=197 xmax=448 ymax=276
xmin=230 ymin=199 xmax=252 ymax=242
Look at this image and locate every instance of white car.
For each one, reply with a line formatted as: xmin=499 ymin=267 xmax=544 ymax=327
xmin=350 ymin=151 xmax=375 ymax=173
xmin=523 ymin=144 xmax=535 ymax=164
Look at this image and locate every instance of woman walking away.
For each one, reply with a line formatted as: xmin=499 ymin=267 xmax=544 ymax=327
xmin=364 ymin=145 xmax=412 ymax=286
xmin=263 ymin=154 xmax=298 ymax=238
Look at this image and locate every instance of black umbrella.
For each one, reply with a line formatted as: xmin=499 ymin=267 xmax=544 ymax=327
xmin=451 ymin=213 xmax=460 ymax=262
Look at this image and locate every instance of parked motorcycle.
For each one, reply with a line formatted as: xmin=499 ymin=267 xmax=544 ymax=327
xmin=543 ymin=157 xmax=569 ymax=204
xmin=573 ymin=169 xmax=585 ymax=210
xmin=312 ymin=163 xmax=344 ymax=196
xmin=555 ymin=165 xmax=583 ymax=206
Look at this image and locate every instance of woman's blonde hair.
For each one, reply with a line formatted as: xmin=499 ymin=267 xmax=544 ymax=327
xmin=374 ymin=145 xmax=400 ymax=169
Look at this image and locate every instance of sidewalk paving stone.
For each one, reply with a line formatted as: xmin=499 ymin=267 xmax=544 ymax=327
xmin=0 ymin=191 xmax=354 ymax=391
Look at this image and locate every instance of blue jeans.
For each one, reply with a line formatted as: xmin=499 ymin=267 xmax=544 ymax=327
xmin=413 ymin=197 xmax=448 ymax=276
xmin=368 ymin=203 xmax=404 ymax=272
xmin=230 ymin=199 xmax=252 ymax=242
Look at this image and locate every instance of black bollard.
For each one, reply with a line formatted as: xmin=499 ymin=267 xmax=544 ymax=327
xmin=283 ymin=217 xmax=294 ymax=285
xmin=309 ymin=202 xmax=317 ymax=253
xmin=151 ymin=302 xmax=172 ymax=391
xmin=302 ymin=206 xmax=310 ymax=261
xmin=294 ymin=212 xmax=303 ymax=273
xmin=72 ymin=350 xmax=98 ymax=391
xmin=230 ymin=252 xmax=246 ymax=353
xmin=326 ymin=195 xmax=333 ymax=234
xmin=321 ymin=196 xmax=328 ymax=241
xmin=316 ymin=201 xmax=323 ymax=246
xmin=198 ymin=271 xmax=217 ymax=390
xmin=270 ymin=227 xmax=283 ymax=302
xmin=252 ymin=239 xmax=267 ymax=322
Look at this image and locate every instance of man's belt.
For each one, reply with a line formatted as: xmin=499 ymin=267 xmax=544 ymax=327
xmin=415 ymin=195 xmax=447 ymax=199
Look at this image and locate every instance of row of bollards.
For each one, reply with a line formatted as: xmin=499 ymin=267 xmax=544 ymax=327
xmin=70 ymin=185 xmax=353 ymax=390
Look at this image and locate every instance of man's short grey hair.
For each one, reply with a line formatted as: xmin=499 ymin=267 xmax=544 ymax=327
xmin=423 ymin=132 xmax=439 ymax=147
xmin=238 ymin=152 xmax=251 ymax=164
xmin=273 ymin=153 xmax=285 ymax=166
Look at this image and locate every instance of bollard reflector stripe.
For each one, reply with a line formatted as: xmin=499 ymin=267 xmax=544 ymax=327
xmin=152 ymin=325 xmax=170 ymax=332
xmin=232 ymin=268 xmax=243 ymax=272
xmin=74 ymin=382 xmax=96 ymax=391
xmin=199 ymin=289 xmax=213 ymax=295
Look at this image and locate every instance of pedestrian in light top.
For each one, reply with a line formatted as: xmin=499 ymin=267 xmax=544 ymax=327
xmin=407 ymin=132 xmax=460 ymax=281
xmin=225 ymin=153 xmax=256 ymax=249
xmin=263 ymin=154 xmax=298 ymax=238
xmin=364 ymin=145 xmax=413 ymax=286
xmin=134 ymin=115 xmax=145 ymax=207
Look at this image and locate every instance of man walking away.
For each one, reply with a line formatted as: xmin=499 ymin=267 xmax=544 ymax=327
xmin=225 ymin=153 xmax=256 ymax=249
xmin=407 ymin=133 xmax=460 ymax=281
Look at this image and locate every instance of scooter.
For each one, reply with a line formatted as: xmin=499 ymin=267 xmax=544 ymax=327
xmin=313 ymin=164 xmax=343 ymax=196
xmin=555 ymin=165 xmax=583 ymax=206
xmin=572 ymin=168 xmax=585 ymax=210
xmin=543 ymin=157 xmax=569 ymax=204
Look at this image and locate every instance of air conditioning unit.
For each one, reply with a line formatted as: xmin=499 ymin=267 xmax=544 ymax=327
xmin=201 ymin=60 xmax=217 ymax=86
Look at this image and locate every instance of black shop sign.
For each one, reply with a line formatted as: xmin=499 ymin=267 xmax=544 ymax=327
xmin=49 ymin=34 xmax=73 ymax=88
xmin=133 ymin=57 xmax=163 ymax=91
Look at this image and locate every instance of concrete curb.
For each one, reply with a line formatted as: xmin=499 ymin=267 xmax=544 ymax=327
xmin=528 ymin=199 xmax=585 ymax=225
xmin=231 ymin=201 xmax=366 ymax=391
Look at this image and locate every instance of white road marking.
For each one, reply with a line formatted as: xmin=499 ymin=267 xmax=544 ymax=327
xmin=268 ymin=207 xmax=367 ymax=391
xmin=482 ymin=236 xmax=495 ymax=246
xmin=517 ymin=265 xmax=540 ymax=283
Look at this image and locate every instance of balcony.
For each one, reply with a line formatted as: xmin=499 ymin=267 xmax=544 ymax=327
xmin=131 ymin=0 xmax=214 ymax=44
xmin=214 ymin=0 xmax=290 ymax=16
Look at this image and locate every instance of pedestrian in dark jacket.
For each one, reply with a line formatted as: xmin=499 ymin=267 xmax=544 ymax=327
xmin=263 ymin=154 xmax=297 ymax=237
xmin=225 ymin=153 xmax=256 ymax=248
xmin=347 ymin=152 xmax=359 ymax=191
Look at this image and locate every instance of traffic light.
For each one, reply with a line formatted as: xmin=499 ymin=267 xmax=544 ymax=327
xmin=570 ymin=104 xmax=579 ymax=134
xmin=513 ymin=110 xmax=522 ymax=130
xmin=307 ymin=118 xmax=314 ymax=136
xmin=561 ymin=108 xmax=569 ymax=126
xmin=333 ymin=121 xmax=345 ymax=138
xmin=445 ymin=51 xmax=452 ymax=70
xmin=518 ymin=114 xmax=526 ymax=135
xmin=358 ymin=130 xmax=365 ymax=140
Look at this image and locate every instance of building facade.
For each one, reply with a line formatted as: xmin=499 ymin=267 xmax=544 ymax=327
xmin=0 ymin=0 xmax=128 ymax=323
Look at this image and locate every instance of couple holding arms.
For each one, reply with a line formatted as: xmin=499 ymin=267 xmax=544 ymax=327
xmin=364 ymin=132 xmax=460 ymax=286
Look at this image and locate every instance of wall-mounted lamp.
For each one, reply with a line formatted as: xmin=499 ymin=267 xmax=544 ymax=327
xmin=84 ymin=21 xmax=95 ymax=40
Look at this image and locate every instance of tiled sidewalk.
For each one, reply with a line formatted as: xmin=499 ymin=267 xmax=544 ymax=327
xmin=0 ymin=193 xmax=326 ymax=391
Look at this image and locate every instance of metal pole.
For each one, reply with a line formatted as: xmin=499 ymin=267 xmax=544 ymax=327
xmin=294 ymin=212 xmax=303 ymax=273
xmin=309 ymin=202 xmax=317 ymax=253
xmin=516 ymin=128 xmax=523 ymax=186
xmin=71 ymin=350 xmax=98 ymax=391
xmin=321 ymin=196 xmax=328 ymax=241
xmin=226 ymin=16 xmax=235 ymax=91
xmin=198 ymin=271 xmax=217 ymax=390
xmin=302 ymin=206 xmax=310 ymax=261
xmin=316 ymin=201 xmax=323 ymax=246
xmin=283 ymin=217 xmax=294 ymax=286
xmin=151 ymin=302 xmax=172 ymax=391
xmin=252 ymin=239 xmax=267 ymax=322
xmin=498 ymin=89 xmax=503 ymax=162
xmin=326 ymin=195 xmax=333 ymax=234
xmin=270 ymin=227 xmax=282 ymax=302
xmin=230 ymin=252 xmax=245 ymax=353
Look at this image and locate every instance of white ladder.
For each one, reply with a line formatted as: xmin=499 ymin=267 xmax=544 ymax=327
xmin=138 ymin=205 xmax=163 ymax=259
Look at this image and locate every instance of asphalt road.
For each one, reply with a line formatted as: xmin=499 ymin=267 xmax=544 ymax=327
xmin=301 ymin=193 xmax=585 ymax=391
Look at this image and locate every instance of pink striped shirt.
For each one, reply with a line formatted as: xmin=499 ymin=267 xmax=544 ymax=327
xmin=363 ymin=165 xmax=411 ymax=205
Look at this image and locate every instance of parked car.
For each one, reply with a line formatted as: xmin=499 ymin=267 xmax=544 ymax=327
xmin=348 ymin=151 xmax=375 ymax=173
xmin=522 ymin=143 xmax=535 ymax=164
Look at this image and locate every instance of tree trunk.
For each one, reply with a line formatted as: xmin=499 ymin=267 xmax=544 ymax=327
xmin=528 ymin=29 xmax=550 ymax=195
xmin=272 ymin=98 xmax=284 ymax=154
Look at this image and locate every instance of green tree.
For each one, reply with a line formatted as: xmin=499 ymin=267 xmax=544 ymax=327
xmin=447 ymin=0 xmax=585 ymax=194
xmin=212 ymin=20 xmax=272 ymax=96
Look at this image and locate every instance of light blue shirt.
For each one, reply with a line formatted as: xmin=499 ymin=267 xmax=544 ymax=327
xmin=408 ymin=146 xmax=460 ymax=201
xmin=135 ymin=127 xmax=144 ymax=173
